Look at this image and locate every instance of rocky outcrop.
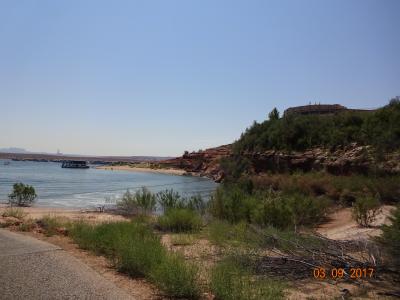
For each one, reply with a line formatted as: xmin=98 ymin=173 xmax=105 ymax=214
xmin=160 ymin=143 xmax=400 ymax=182
xmin=159 ymin=145 xmax=232 ymax=182
xmin=243 ymin=144 xmax=400 ymax=175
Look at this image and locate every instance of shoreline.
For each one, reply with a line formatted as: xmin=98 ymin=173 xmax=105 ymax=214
xmin=96 ymin=165 xmax=188 ymax=176
xmin=0 ymin=203 xmax=127 ymax=223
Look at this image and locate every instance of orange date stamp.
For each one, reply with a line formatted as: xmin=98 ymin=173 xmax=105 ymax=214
xmin=313 ymin=267 xmax=375 ymax=280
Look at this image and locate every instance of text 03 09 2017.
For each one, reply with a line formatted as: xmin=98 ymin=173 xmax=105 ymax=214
xmin=313 ymin=267 xmax=375 ymax=280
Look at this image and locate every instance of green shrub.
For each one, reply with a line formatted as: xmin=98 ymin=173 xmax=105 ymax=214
xmin=157 ymin=208 xmax=202 ymax=232
xmin=252 ymin=193 xmax=293 ymax=229
xmin=116 ymin=234 xmax=165 ymax=277
xmin=156 ymin=189 xmax=206 ymax=215
xmin=8 ymin=183 xmax=37 ymax=207
xmin=116 ymin=190 xmax=138 ymax=215
xmin=150 ymin=253 xmax=200 ymax=298
xmin=39 ymin=215 xmax=70 ymax=236
xmin=69 ymin=220 xmax=200 ymax=298
xmin=186 ymin=194 xmax=207 ymax=216
xmin=208 ymin=220 xmax=263 ymax=248
xmin=208 ymin=220 xmax=233 ymax=246
xmin=352 ymin=195 xmax=381 ymax=227
xmin=156 ymin=189 xmax=184 ymax=212
xmin=210 ymin=257 xmax=285 ymax=300
xmin=2 ymin=207 xmax=27 ymax=219
xmin=18 ymin=219 xmax=36 ymax=231
xmin=252 ymin=172 xmax=400 ymax=205
xmin=170 ymin=233 xmax=196 ymax=246
xmin=209 ymin=184 xmax=257 ymax=223
xmin=71 ymin=221 xmax=163 ymax=276
xmin=117 ymin=187 xmax=156 ymax=215
xmin=68 ymin=221 xmax=97 ymax=250
xmin=378 ymin=206 xmax=400 ymax=269
xmin=70 ymin=221 xmax=161 ymax=259
xmin=282 ymin=193 xmax=330 ymax=228
xmin=209 ymin=184 xmax=330 ymax=229
xmin=134 ymin=187 xmax=157 ymax=215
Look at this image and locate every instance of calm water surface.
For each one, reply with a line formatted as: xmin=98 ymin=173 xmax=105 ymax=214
xmin=0 ymin=160 xmax=217 ymax=208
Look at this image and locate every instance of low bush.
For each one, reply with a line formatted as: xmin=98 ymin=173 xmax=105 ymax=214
xmin=117 ymin=187 xmax=156 ymax=215
xmin=18 ymin=219 xmax=36 ymax=231
xmin=210 ymin=257 xmax=285 ymax=300
xmin=253 ymin=192 xmax=331 ymax=230
xmin=69 ymin=220 xmax=200 ymax=298
xmin=157 ymin=189 xmax=207 ymax=215
xmin=150 ymin=253 xmax=200 ymax=298
xmin=252 ymin=173 xmax=400 ymax=205
xmin=209 ymin=184 xmax=330 ymax=230
xmin=116 ymin=190 xmax=138 ymax=215
xmin=186 ymin=195 xmax=207 ymax=216
xmin=170 ymin=233 xmax=196 ymax=246
xmin=116 ymin=234 xmax=165 ymax=277
xmin=72 ymin=221 xmax=162 ymax=275
xmin=68 ymin=221 xmax=97 ymax=250
xmin=157 ymin=208 xmax=202 ymax=232
xmin=208 ymin=220 xmax=263 ymax=248
xmin=156 ymin=189 xmax=184 ymax=213
xmin=70 ymin=221 xmax=162 ymax=266
xmin=378 ymin=206 xmax=400 ymax=269
xmin=352 ymin=195 xmax=381 ymax=227
xmin=209 ymin=184 xmax=257 ymax=223
xmin=39 ymin=215 xmax=70 ymax=236
xmin=134 ymin=187 xmax=157 ymax=215
xmin=2 ymin=207 xmax=27 ymax=219
xmin=208 ymin=220 xmax=234 ymax=246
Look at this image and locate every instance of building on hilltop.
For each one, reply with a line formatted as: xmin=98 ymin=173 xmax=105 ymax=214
xmin=283 ymin=104 xmax=347 ymax=117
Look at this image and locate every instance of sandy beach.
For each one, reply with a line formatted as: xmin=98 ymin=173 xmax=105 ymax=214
xmin=96 ymin=165 xmax=187 ymax=176
xmin=0 ymin=204 xmax=127 ymax=223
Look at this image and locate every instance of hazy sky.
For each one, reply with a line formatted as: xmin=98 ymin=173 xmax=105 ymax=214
xmin=0 ymin=0 xmax=399 ymax=156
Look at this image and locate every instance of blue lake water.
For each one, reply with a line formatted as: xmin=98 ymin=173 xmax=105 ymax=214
xmin=0 ymin=160 xmax=217 ymax=208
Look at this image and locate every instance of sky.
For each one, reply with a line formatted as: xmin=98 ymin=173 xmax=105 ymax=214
xmin=0 ymin=0 xmax=399 ymax=156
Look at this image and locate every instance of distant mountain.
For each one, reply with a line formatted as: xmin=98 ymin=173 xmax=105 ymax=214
xmin=0 ymin=147 xmax=173 ymax=162
xmin=0 ymin=147 xmax=172 ymax=161
xmin=0 ymin=147 xmax=30 ymax=154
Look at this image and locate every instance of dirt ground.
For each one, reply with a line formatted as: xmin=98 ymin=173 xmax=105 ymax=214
xmin=288 ymin=205 xmax=398 ymax=299
xmin=316 ymin=205 xmax=395 ymax=240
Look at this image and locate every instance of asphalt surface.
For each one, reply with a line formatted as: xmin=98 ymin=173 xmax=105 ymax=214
xmin=0 ymin=229 xmax=135 ymax=300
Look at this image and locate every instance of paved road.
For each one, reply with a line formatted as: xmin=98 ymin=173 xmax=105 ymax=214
xmin=0 ymin=229 xmax=135 ymax=300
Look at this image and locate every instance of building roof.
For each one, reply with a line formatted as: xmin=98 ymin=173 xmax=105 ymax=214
xmin=284 ymin=104 xmax=347 ymax=116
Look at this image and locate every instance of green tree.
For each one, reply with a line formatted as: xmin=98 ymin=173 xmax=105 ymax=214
xmin=268 ymin=107 xmax=280 ymax=121
xmin=8 ymin=183 xmax=37 ymax=207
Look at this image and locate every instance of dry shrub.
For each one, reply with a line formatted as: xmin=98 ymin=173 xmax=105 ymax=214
xmin=352 ymin=195 xmax=381 ymax=227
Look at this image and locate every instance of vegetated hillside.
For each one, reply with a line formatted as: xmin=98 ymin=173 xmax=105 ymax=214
xmin=161 ymin=99 xmax=400 ymax=180
xmin=234 ymin=98 xmax=400 ymax=154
